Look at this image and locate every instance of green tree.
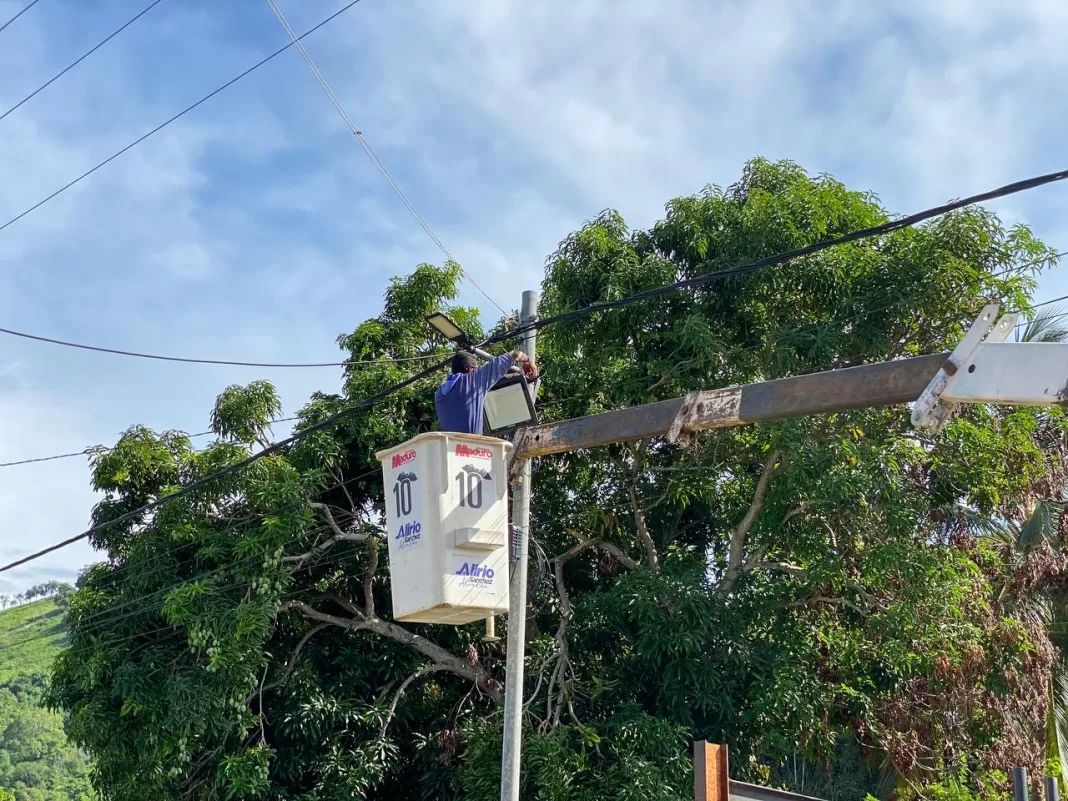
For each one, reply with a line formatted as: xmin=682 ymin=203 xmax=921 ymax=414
xmin=49 ymin=160 xmax=1064 ymax=800
xmin=0 ymin=681 xmax=92 ymax=800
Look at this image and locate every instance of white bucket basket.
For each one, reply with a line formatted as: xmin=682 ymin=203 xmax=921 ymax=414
xmin=376 ymin=432 xmax=512 ymax=625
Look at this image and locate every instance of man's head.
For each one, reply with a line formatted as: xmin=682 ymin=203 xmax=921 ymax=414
xmin=450 ymin=351 xmax=478 ymax=374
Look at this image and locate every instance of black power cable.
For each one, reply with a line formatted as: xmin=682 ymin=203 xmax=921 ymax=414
xmin=4 ymin=166 xmax=1067 ymax=574
xmin=484 ymin=168 xmax=1068 ymax=347
xmin=0 ymin=354 xmax=449 ymax=574
xmin=0 ymin=0 xmax=165 ymax=123
xmin=0 ymin=325 xmax=444 ymax=368
xmin=0 ymin=418 xmax=301 ymax=469
xmin=0 ymin=0 xmax=364 ymax=235
xmin=0 ymin=0 xmax=41 ymax=35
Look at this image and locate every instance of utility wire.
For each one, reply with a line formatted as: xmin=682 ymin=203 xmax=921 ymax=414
xmin=0 ymin=471 xmax=378 ymax=653
xmin=1006 ymin=293 xmax=1068 ymax=331
xmin=6 ymin=254 xmax=1043 ymax=468
xmin=484 ymin=168 xmax=1068 ymax=347
xmin=4 ymin=167 xmax=1066 ymax=572
xmin=0 ymin=417 xmax=302 ymax=469
xmin=0 ymin=0 xmax=165 ymax=123
xmin=263 ymin=0 xmax=509 ymax=318
xmin=750 ymin=251 xmax=1064 ymax=343
xmin=60 ymin=522 xmax=341 ymax=640
xmin=0 ymin=546 xmax=344 ymax=653
xmin=0 ymin=449 xmax=91 ymax=468
xmin=0 ymin=325 xmax=445 ymax=368
xmin=0 ymin=354 xmax=451 ymax=574
xmin=0 ymin=468 xmax=379 ymax=643
xmin=50 ymin=464 xmax=380 ymax=596
xmin=0 ymin=0 xmax=41 ymax=35
xmin=1 ymin=576 xmax=326 ymax=655
xmin=1031 ymin=293 xmax=1068 ymax=310
xmin=0 ymin=0 xmax=364 ymax=235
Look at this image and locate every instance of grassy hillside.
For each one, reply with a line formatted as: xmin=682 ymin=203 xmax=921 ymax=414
xmin=0 ymin=598 xmax=91 ymax=800
xmin=0 ymin=598 xmax=67 ymax=687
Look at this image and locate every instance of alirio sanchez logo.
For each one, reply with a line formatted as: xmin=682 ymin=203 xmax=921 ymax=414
xmin=395 ymin=520 xmax=422 ymax=548
xmin=455 ymin=444 xmax=493 ymax=460
xmin=392 ymin=449 xmax=417 ymax=469
xmin=455 ymin=561 xmax=495 ymax=588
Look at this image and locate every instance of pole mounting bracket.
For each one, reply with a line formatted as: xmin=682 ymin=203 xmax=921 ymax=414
xmin=912 ymin=304 xmax=1020 ymax=433
xmin=667 ymin=390 xmax=705 ymax=446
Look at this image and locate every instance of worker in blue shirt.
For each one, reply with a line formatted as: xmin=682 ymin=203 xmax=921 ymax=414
xmin=435 ymin=350 xmax=536 ymax=435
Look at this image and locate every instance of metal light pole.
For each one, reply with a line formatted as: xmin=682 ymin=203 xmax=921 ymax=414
xmin=1014 ymin=768 xmax=1029 ymax=801
xmin=500 ymin=289 xmax=538 ymax=801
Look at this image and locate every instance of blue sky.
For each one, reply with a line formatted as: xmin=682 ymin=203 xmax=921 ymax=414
xmin=0 ymin=0 xmax=1066 ymax=592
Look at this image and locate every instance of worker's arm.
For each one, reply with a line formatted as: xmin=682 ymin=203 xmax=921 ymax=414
xmin=471 ymin=352 xmax=520 ymax=394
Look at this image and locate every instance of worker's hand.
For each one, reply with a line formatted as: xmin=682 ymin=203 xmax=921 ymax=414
xmin=510 ymin=350 xmax=538 ymax=379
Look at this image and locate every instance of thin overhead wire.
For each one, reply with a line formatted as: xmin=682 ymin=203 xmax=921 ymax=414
xmin=0 ymin=324 xmax=445 ymax=368
xmin=0 ymin=0 xmax=166 ymax=123
xmin=0 ymin=544 xmax=348 ymax=653
xmin=0 ymin=0 xmax=41 ymax=35
xmin=0 ymin=417 xmax=302 ymax=469
xmin=0 ymin=0 xmax=365 ymax=235
xmin=0 ymin=449 xmax=92 ymax=468
xmin=484 ymin=168 xmax=1068 ymax=347
xmin=1031 ymin=293 xmax=1068 ymax=311
xmin=0 ymin=466 xmax=381 ymax=654
xmin=0 ymin=354 xmax=451 ymax=574
xmin=1006 ymin=293 xmax=1068 ymax=334
xmin=0 ymin=465 xmax=381 ymax=628
xmin=92 ymin=466 xmax=380 ymax=589
xmin=5 ymin=267 xmax=1040 ymax=470
xmin=263 ymin=0 xmax=509 ymax=318
xmin=758 ymin=250 xmax=1064 ymax=342
xmin=4 ymin=167 xmax=1067 ymax=572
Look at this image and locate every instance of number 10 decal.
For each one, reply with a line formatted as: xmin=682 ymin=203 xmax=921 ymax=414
xmin=455 ymin=466 xmax=490 ymax=509
xmin=393 ymin=471 xmax=417 ymax=517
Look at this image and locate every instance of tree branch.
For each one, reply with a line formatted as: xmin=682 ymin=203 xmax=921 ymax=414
xmin=785 ymin=595 xmax=868 ymax=615
xmin=620 ymin=444 xmax=659 ymax=572
xmin=329 ymin=466 xmax=361 ymax=523
xmin=782 ymin=502 xmax=812 ymax=525
xmin=716 ymin=449 xmax=786 ymax=597
xmin=364 ymin=536 xmax=380 ymax=615
xmin=541 ymin=534 xmax=639 ymax=731
xmin=746 ymin=560 xmax=807 ymax=578
xmin=284 ymin=502 xmax=369 ymax=566
xmin=647 ymin=357 xmax=700 ymax=393
xmin=279 ymin=601 xmax=370 ymax=632
xmin=562 ymin=534 xmax=641 ymax=572
xmin=309 ymin=501 xmax=353 ymax=540
xmin=283 ymin=532 xmax=369 ymax=566
xmin=625 ymin=480 xmax=659 ymax=572
xmin=280 ymin=600 xmax=502 ymax=702
xmin=379 ymin=666 xmax=448 ymax=739
xmin=262 ymin=623 xmax=328 ymax=694
xmin=546 ymin=550 xmax=573 ymax=731
xmin=597 ymin=540 xmax=641 ymax=572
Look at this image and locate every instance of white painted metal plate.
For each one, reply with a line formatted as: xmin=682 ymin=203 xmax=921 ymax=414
xmin=943 ymin=342 xmax=1068 ymax=406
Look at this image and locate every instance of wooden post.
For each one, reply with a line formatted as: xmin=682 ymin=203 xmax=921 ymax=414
xmin=695 ymin=741 xmax=729 ymax=801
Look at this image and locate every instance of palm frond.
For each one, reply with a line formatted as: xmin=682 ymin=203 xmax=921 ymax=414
xmin=1018 ymin=303 xmax=1068 ymax=343
xmin=944 ymin=503 xmax=1011 ymax=540
xmin=1018 ymin=501 xmax=1066 ymax=555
